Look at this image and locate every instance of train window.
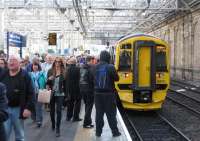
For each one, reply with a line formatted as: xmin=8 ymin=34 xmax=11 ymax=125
xmin=156 ymin=47 xmax=167 ymax=72
xmin=121 ymin=44 xmax=131 ymax=49
xmin=119 ymin=50 xmax=131 ymax=71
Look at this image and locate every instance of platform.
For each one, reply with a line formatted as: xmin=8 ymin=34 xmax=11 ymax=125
xmin=11 ymin=105 xmax=131 ymax=141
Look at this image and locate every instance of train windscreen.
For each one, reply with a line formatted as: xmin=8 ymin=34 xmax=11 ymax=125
xmin=119 ymin=50 xmax=131 ymax=71
xmin=156 ymin=46 xmax=167 ymax=72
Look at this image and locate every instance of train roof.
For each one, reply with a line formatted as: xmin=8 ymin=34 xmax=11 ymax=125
xmin=117 ymin=33 xmax=166 ymax=44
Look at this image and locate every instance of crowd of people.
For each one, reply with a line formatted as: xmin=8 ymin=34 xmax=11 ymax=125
xmin=0 ymin=50 xmax=121 ymax=141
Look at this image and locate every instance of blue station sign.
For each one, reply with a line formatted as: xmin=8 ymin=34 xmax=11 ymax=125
xmin=7 ymin=32 xmax=26 ymax=47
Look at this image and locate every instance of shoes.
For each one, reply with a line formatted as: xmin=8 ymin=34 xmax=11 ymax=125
xmin=37 ymin=122 xmax=42 ymax=128
xmin=52 ymin=125 xmax=55 ymax=131
xmin=56 ymin=129 xmax=60 ymax=137
xmin=73 ymin=118 xmax=82 ymax=122
xmin=96 ymin=133 xmax=101 ymax=137
xmin=113 ymin=132 xmax=121 ymax=137
xmin=83 ymin=124 xmax=94 ymax=128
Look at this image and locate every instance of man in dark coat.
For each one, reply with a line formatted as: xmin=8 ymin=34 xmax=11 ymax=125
xmin=94 ymin=50 xmax=121 ymax=137
xmin=0 ymin=67 xmax=6 ymax=81
xmin=80 ymin=56 xmax=94 ymax=128
xmin=65 ymin=57 xmax=82 ymax=121
xmin=1 ymin=55 xmax=35 ymax=141
xmin=0 ymin=82 xmax=8 ymax=141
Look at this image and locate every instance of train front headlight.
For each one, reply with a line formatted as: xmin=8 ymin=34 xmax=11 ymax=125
xmin=124 ymin=73 xmax=129 ymax=78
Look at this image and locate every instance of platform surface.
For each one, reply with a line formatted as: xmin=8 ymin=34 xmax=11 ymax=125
xmin=10 ymin=105 xmax=131 ymax=141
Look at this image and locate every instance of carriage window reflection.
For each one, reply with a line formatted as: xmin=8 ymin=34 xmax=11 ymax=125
xmin=156 ymin=47 xmax=167 ymax=72
xmin=119 ymin=50 xmax=131 ymax=71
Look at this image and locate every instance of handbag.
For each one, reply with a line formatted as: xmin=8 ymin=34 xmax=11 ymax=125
xmin=38 ymin=89 xmax=52 ymax=103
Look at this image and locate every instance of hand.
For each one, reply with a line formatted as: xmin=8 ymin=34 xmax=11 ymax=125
xmin=46 ymin=85 xmax=51 ymax=91
xmin=23 ymin=109 xmax=31 ymax=118
xmin=48 ymin=76 xmax=54 ymax=80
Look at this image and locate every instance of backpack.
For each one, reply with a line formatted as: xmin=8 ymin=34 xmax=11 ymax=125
xmin=95 ymin=64 xmax=112 ymax=91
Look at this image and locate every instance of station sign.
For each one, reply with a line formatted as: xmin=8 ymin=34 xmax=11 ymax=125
xmin=7 ymin=32 xmax=26 ymax=48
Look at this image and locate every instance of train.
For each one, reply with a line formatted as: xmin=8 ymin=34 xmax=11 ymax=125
xmin=113 ymin=34 xmax=170 ymax=110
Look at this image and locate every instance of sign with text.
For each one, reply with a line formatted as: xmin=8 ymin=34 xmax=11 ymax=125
xmin=7 ymin=32 xmax=26 ymax=48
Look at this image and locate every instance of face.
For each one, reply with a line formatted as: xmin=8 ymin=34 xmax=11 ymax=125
xmin=8 ymin=57 xmax=20 ymax=71
xmin=32 ymin=64 xmax=39 ymax=72
xmin=0 ymin=59 xmax=5 ymax=68
xmin=20 ymin=60 xmax=26 ymax=68
xmin=54 ymin=58 xmax=62 ymax=68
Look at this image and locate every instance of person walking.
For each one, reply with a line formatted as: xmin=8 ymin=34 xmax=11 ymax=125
xmin=1 ymin=55 xmax=35 ymax=141
xmin=30 ymin=62 xmax=46 ymax=127
xmin=65 ymin=57 xmax=82 ymax=122
xmin=94 ymin=51 xmax=121 ymax=137
xmin=46 ymin=57 xmax=66 ymax=137
xmin=0 ymin=82 xmax=8 ymax=141
xmin=79 ymin=56 xmax=94 ymax=128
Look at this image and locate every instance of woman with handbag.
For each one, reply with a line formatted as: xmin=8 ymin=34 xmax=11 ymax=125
xmin=46 ymin=57 xmax=66 ymax=137
xmin=30 ymin=62 xmax=46 ymax=127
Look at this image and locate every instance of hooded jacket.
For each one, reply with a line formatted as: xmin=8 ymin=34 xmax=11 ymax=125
xmin=94 ymin=51 xmax=119 ymax=93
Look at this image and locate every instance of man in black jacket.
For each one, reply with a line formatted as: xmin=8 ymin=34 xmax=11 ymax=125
xmin=80 ymin=56 xmax=94 ymax=128
xmin=66 ymin=57 xmax=82 ymax=122
xmin=0 ymin=82 xmax=8 ymax=141
xmin=94 ymin=50 xmax=121 ymax=137
xmin=1 ymin=55 xmax=35 ymax=141
xmin=0 ymin=67 xmax=6 ymax=81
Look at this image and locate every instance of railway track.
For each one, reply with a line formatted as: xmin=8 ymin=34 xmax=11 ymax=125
xmin=126 ymin=111 xmax=191 ymax=141
xmin=171 ymin=80 xmax=200 ymax=93
xmin=171 ymin=79 xmax=200 ymax=88
xmin=167 ymin=89 xmax=200 ymax=116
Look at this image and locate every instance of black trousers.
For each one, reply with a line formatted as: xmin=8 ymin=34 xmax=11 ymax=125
xmin=0 ymin=123 xmax=7 ymax=141
xmin=67 ymin=96 xmax=82 ymax=120
xmin=82 ymin=91 xmax=94 ymax=126
xmin=50 ymin=96 xmax=64 ymax=130
xmin=95 ymin=92 xmax=119 ymax=135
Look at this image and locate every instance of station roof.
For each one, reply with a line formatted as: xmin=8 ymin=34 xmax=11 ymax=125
xmin=0 ymin=0 xmax=199 ymax=42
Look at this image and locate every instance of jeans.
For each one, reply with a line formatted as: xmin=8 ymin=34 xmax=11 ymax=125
xmin=35 ymin=94 xmax=43 ymax=124
xmin=4 ymin=107 xmax=25 ymax=141
xmin=50 ymin=96 xmax=64 ymax=130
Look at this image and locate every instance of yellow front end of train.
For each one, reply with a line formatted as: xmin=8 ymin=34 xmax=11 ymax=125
xmin=114 ymin=34 xmax=170 ymax=110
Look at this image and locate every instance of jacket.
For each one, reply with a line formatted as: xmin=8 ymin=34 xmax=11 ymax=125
xmin=46 ymin=69 xmax=66 ymax=95
xmin=94 ymin=61 xmax=119 ymax=93
xmin=1 ymin=69 xmax=35 ymax=119
xmin=79 ymin=63 xmax=94 ymax=91
xmin=0 ymin=83 xmax=8 ymax=122
xmin=65 ymin=64 xmax=81 ymax=99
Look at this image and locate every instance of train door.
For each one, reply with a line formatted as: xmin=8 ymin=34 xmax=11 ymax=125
xmin=133 ymin=41 xmax=156 ymax=103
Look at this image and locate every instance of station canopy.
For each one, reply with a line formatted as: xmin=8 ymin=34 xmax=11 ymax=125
xmin=0 ymin=0 xmax=199 ymax=42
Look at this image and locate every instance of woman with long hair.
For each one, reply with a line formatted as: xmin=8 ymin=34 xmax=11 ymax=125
xmin=46 ymin=57 xmax=66 ymax=137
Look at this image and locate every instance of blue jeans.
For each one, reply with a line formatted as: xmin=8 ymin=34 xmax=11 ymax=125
xmin=35 ymin=101 xmax=43 ymax=124
xmin=4 ymin=107 xmax=25 ymax=141
xmin=35 ymin=94 xmax=43 ymax=124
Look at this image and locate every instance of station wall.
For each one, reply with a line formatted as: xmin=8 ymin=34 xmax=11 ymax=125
xmin=149 ymin=9 xmax=200 ymax=80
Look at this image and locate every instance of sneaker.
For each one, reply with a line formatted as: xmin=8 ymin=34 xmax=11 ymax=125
xmin=83 ymin=124 xmax=94 ymax=128
xmin=113 ymin=132 xmax=121 ymax=137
